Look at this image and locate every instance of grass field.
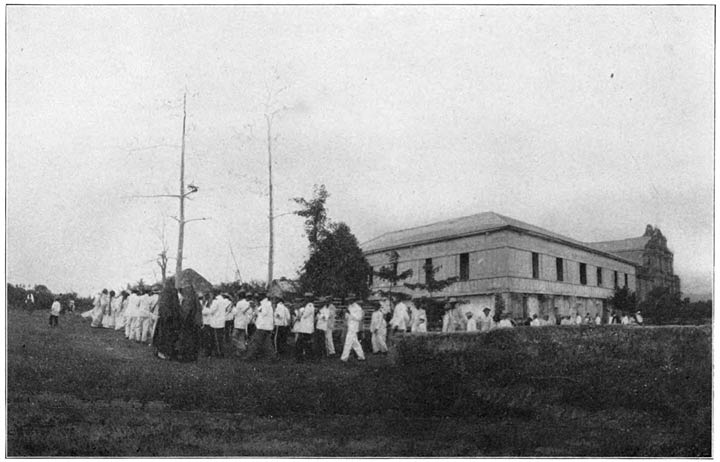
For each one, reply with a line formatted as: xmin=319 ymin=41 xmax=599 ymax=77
xmin=7 ymin=308 xmax=711 ymax=456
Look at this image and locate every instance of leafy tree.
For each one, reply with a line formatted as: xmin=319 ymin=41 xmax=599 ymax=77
xmin=607 ymin=286 xmax=638 ymax=315
xmin=293 ymin=184 xmax=330 ymax=251
xmin=298 ymin=222 xmax=371 ymax=299
xmin=640 ymin=287 xmax=683 ymax=324
xmin=373 ymin=251 xmax=414 ymax=299
xmin=404 ymin=260 xmax=459 ymax=296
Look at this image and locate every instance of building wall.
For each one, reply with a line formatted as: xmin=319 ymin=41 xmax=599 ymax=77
xmin=366 ymin=229 xmax=636 ymax=299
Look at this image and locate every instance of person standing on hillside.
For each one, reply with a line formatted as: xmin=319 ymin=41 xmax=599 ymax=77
xmin=466 ymin=311 xmax=478 ymax=332
xmin=202 ymin=291 xmax=230 ymax=357
xmin=49 ymin=297 xmax=61 ymax=327
xmin=91 ymin=289 xmax=109 ymax=328
xmin=325 ymin=299 xmax=338 ymax=356
xmin=341 ymin=294 xmax=366 ymax=362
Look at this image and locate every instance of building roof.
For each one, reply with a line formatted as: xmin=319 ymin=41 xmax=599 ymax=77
xmin=361 ymin=211 xmax=635 ymax=265
xmin=586 ymin=236 xmax=651 ymax=253
xmin=361 ymin=211 xmax=586 ymax=254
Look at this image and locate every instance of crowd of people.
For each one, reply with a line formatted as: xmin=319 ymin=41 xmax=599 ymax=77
xmin=63 ymin=284 xmax=645 ymax=363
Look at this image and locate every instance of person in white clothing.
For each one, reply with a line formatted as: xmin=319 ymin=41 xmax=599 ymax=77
xmin=390 ymin=298 xmax=410 ymax=333
xmin=497 ymin=313 xmax=514 ymax=328
xmin=410 ymin=300 xmax=428 ymax=333
xmin=621 ymin=313 xmax=631 ymax=325
xmin=232 ymin=291 xmax=251 ymax=355
xmin=370 ymin=304 xmax=388 ymax=354
xmin=49 ymin=297 xmax=61 ymax=327
xmin=324 ymin=299 xmax=338 ymax=356
xmin=91 ymin=289 xmax=109 ymax=328
xmin=634 ymin=311 xmax=644 ymax=325
xmin=134 ymin=290 xmax=154 ymax=343
xmin=293 ymin=293 xmax=316 ymax=362
xmin=314 ymin=297 xmax=333 ymax=357
xmin=465 ymin=312 xmax=477 ymax=332
xmin=273 ymin=296 xmax=291 ymax=355
xmin=477 ymin=307 xmax=494 ymax=332
xmin=124 ymin=289 xmax=140 ymax=339
xmin=595 ymin=313 xmax=602 ymax=325
xmin=115 ymin=291 xmax=129 ymax=331
xmin=203 ymin=292 xmax=231 ymax=357
xmin=145 ymin=288 xmax=160 ymax=343
xmin=245 ymin=293 xmax=276 ymax=361
xmin=341 ymin=294 xmax=366 ymax=362
xmin=575 ymin=313 xmax=583 ymax=325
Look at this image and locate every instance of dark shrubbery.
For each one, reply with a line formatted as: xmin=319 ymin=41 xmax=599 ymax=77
xmin=394 ymin=325 xmax=711 ymax=455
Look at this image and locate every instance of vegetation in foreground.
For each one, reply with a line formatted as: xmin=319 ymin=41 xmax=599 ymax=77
xmin=7 ymin=307 xmax=711 ymax=456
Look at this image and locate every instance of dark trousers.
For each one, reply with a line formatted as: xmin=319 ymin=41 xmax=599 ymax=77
xmin=49 ymin=315 xmax=58 ymax=327
xmin=312 ymin=329 xmax=326 ymax=358
xmin=224 ymin=321 xmax=233 ymax=343
xmin=273 ymin=326 xmax=290 ymax=354
xmin=295 ymin=333 xmax=314 ymax=362
xmin=246 ymin=329 xmax=275 ymax=360
xmin=203 ymin=326 xmax=224 ymax=357
xmin=247 ymin=323 xmax=257 ymax=339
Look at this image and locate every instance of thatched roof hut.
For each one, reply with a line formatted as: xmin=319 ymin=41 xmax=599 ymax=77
xmin=268 ymin=277 xmax=300 ymax=300
xmin=168 ymin=268 xmax=213 ymax=295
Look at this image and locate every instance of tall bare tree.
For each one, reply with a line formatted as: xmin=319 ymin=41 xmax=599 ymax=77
xmin=262 ymin=78 xmax=289 ymax=289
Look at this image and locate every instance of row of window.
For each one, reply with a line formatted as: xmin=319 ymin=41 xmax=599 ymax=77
xmin=371 ymin=251 xmax=630 ymax=288
xmin=531 ymin=252 xmax=628 ymax=287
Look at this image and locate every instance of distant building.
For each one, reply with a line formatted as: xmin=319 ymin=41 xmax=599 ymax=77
xmin=587 ymin=225 xmax=681 ymax=302
xmin=361 ymin=212 xmax=638 ymax=321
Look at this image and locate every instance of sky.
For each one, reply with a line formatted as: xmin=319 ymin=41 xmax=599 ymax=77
xmin=6 ymin=6 xmax=714 ymax=297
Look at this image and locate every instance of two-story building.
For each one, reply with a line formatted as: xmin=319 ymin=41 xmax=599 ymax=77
xmin=362 ymin=212 xmax=638 ymax=321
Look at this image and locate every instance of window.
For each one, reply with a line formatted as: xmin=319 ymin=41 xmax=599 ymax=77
xmin=556 ymin=258 xmax=564 ymax=282
xmin=624 ymin=273 xmax=628 ymax=287
xmin=424 ymin=258 xmax=433 ymax=282
xmin=596 ymin=267 xmax=603 ymax=286
xmin=459 ymin=253 xmax=469 ymax=281
xmin=368 ymin=269 xmax=374 ymax=287
xmin=579 ymin=263 xmax=587 ymax=285
xmin=532 ymin=252 xmax=539 ymax=279
xmin=392 ymin=262 xmax=398 ymax=280
xmin=614 ymin=271 xmax=618 ymax=288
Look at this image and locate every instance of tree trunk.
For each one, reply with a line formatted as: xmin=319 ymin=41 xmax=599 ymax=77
xmin=266 ymin=113 xmax=274 ymax=290
xmin=175 ymin=93 xmax=187 ymax=289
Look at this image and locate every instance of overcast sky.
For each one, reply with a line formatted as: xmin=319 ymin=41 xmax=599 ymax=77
xmin=6 ymin=6 xmax=714 ymax=296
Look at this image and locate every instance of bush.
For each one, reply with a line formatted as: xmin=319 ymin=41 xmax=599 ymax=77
xmin=394 ymin=325 xmax=711 ymax=453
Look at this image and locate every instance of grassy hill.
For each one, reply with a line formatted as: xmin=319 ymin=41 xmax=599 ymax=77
xmin=7 ymin=308 xmax=710 ymax=456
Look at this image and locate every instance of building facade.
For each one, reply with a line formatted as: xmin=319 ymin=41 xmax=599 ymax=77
xmin=588 ymin=225 xmax=681 ymax=302
xmin=362 ymin=212 xmax=638 ymax=321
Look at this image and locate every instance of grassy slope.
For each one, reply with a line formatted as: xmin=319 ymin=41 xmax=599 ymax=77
xmin=6 ymin=309 xmax=711 ymax=456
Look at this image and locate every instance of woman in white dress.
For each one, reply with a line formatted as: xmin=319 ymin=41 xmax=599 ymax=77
xmin=90 ymin=289 xmax=109 ymax=328
xmin=115 ymin=291 xmax=129 ymax=331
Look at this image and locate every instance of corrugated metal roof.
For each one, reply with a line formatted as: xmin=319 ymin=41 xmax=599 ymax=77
xmin=361 ymin=211 xmax=586 ymax=254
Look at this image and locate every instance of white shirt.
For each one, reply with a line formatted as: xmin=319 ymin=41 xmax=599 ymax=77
xmin=274 ymin=302 xmax=291 ymax=327
xmin=346 ymin=303 xmax=363 ymax=333
xmin=233 ymin=299 xmax=251 ymax=329
xmin=370 ymin=310 xmax=386 ymax=333
xmin=575 ymin=315 xmax=583 ymax=325
xmin=316 ymin=306 xmax=330 ymax=331
xmin=390 ymin=302 xmax=410 ymax=331
xmin=635 ymin=313 xmax=643 ymax=324
xmin=50 ymin=301 xmax=61 ymax=315
xmin=125 ymin=293 xmax=141 ymax=317
xmin=295 ymin=303 xmax=315 ymax=334
xmin=326 ymin=304 xmax=337 ymax=329
xmin=595 ymin=315 xmax=602 ymax=325
xmin=255 ymin=298 xmax=275 ymax=331
xmin=530 ymin=318 xmax=542 ymax=327
xmin=466 ymin=317 xmax=477 ymax=332
xmin=411 ymin=308 xmax=427 ymax=332
xmin=621 ymin=315 xmax=631 ymax=325
xmin=203 ymin=296 xmax=231 ymax=329
xmin=497 ymin=318 xmax=514 ymax=328
xmin=137 ymin=294 xmax=153 ymax=318
xmin=478 ymin=312 xmax=494 ymax=332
